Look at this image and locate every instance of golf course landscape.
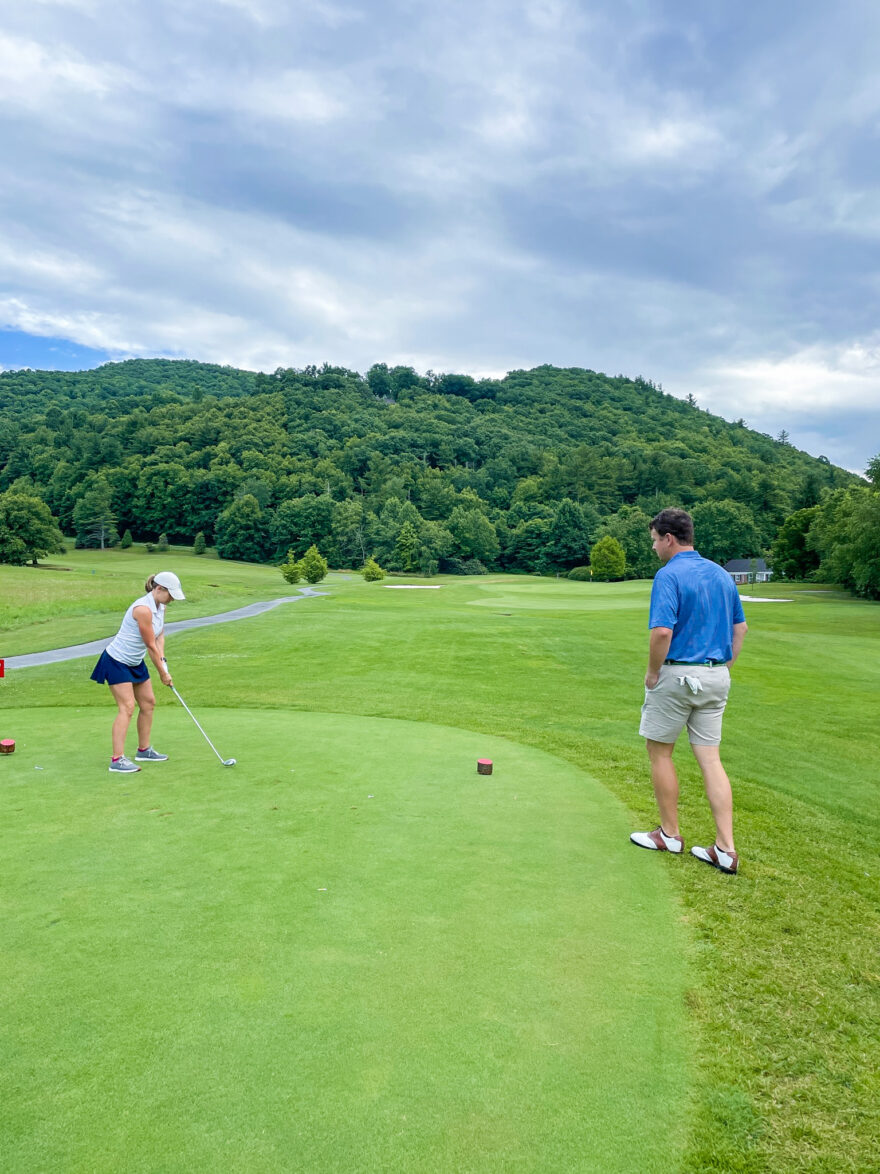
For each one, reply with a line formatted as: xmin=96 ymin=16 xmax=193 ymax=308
xmin=2 ymin=549 xmax=878 ymax=1172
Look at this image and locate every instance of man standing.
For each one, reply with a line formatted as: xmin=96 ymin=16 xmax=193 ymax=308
xmin=630 ymin=508 xmax=748 ymax=874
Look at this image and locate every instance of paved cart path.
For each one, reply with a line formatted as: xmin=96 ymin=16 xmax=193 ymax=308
xmin=5 ymin=588 xmax=328 ymax=670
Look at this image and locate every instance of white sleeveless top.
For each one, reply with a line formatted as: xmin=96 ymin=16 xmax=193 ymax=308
xmin=106 ymin=593 xmax=165 ymax=666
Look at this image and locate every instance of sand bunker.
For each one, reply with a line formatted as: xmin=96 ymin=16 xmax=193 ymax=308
xmin=739 ymin=595 xmax=793 ymax=602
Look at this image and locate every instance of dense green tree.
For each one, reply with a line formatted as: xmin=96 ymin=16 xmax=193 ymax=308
xmin=590 ymin=535 xmax=627 ymax=580
xmin=235 ymin=476 xmax=273 ymax=509
xmin=120 ymin=528 xmax=133 ymax=549
xmin=769 ymin=508 xmax=820 ymax=580
xmin=134 ymin=462 xmax=190 ymax=538
xmin=420 ymin=520 xmax=454 ymax=567
xmin=546 ymin=498 xmax=599 ymax=570
xmin=73 ymin=481 xmax=118 ymax=549
xmin=447 ymin=503 xmax=499 ymax=563
xmin=0 ymin=491 xmax=65 ymax=565
xmin=596 ymin=505 xmax=656 ymax=579
xmin=0 ymin=358 xmax=860 ymax=576
xmin=273 ymin=494 xmax=335 ymax=559
xmin=807 ymin=486 xmax=880 ymax=599
xmin=368 ymin=498 xmax=426 ymax=569
xmin=366 ymin=363 xmax=392 ymax=398
xmin=416 ymin=468 xmax=457 ymax=520
xmin=215 ymin=494 xmax=271 ymax=562
xmin=840 ymin=491 xmax=880 ymax=598
xmin=394 ymin=520 xmax=421 ymax=572
xmin=504 ymin=515 xmax=554 ymax=573
xmin=330 ymin=498 xmax=367 ymax=567
xmin=45 ymin=460 xmax=80 ymax=531
xmin=188 ymin=467 xmax=240 ymax=541
xmin=691 ymin=499 xmax=762 ymax=565
xmin=193 ymin=531 xmax=206 ymax=555
xmin=793 ymin=473 xmax=822 ymax=511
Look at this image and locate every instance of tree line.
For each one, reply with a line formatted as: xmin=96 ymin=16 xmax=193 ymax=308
xmin=0 ymin=358 xmax=865 ymax=581
xmin=770 ymin=455 xmax=880 ymax=598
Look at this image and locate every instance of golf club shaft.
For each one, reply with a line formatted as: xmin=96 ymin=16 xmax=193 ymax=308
xmin=171 ymin=686 xmax=227 ymax=764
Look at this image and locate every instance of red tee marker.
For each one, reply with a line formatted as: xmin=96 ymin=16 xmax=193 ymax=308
xmin=477 ymin=758 xmax=493 ymax=775
xmin=0 ymin=739 xmax=15 ymax=755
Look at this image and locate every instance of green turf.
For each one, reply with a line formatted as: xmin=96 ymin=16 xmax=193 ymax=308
xmin=0 ymin=546 xmax=300 ymax=656
xmin=2 ymin=555 xmax=879 ymax=1171
xmin=1 ymin=707 xmax=688 ymax=1173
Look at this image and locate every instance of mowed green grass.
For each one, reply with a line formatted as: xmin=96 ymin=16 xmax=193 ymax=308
xmin=1 ymin=708 xmax=688 ymax=1173
xmin=0 ymin=545 xmax=297 ymax=656
xmin=3 ymin=555 xmax=880 ymax=1172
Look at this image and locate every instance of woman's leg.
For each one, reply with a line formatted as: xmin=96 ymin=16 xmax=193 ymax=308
xmin=133 ymin=678 xmax=157 ymax=750
xmin=108 ymin=682 xmax=136 ymax=758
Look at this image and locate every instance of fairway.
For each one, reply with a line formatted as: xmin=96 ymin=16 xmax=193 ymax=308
xmin=468 ymin=579 xmax=649 ymax=612
xmin=3 ymin=555 xmax=879 ymax=1172
xmin=1 ymin=706 xmax=689 ymax=1174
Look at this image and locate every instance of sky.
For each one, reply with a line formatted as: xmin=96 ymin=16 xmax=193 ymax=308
xmin=1 ymin=0 xmax=878 ymax=473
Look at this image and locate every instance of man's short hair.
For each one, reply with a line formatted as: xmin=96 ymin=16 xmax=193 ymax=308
xmin=650 ymin=508 xmax=694 ymax=545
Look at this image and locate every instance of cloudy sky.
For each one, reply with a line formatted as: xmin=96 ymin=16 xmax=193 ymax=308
xmin=1 ymin=0 xmax=878 ymax=472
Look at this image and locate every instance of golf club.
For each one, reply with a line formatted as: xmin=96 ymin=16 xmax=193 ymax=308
xmin=170 ymin=685 xmax=236 ymax=766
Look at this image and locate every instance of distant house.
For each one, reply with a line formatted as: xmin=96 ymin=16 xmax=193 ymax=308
xmin=724 ymin=558 xmax=772 ymax=585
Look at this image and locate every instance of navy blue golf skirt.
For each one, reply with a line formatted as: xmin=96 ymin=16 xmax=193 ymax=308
xmin=90 ymin=650 xmax=150 ymax=686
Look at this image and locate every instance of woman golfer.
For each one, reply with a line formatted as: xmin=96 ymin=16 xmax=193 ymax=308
xmin=90 ymin=571 xmax=185 ymax=773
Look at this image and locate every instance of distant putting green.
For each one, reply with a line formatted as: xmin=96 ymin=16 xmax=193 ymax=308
xmin=1 ymin=706 xmax=689 ymax=1174
xmin=468 ymin=578 xmax=650 ymax=611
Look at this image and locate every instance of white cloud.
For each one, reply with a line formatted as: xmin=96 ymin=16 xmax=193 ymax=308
xmin=0 ymin=298 xmax=138 ymax=353
xmin=0 ymin=238 xmax=103 ymax=288
xmin=1 ymin=0 xmax=879 ymax=472
xmin=232 ymin=69 xmax=362 ymax=124
xmin=703 ymin=342 xmax=880 ymax=414
xmin=29 ymin=0 xmax=101 ymax=11
xmin=617 ymin=113 xmax=722 ymax=164
xmin=212 ymin=0 xmax=362 ymax=29
xmin=0 ymin=33 xmax=128 ymax=102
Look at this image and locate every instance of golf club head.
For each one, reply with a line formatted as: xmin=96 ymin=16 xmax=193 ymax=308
xmin=223 ymin=758 xmax=236 ymax=766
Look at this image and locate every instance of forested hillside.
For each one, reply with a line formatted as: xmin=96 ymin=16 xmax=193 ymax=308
xmin=0 ymin=358 xmax=861 ymax=576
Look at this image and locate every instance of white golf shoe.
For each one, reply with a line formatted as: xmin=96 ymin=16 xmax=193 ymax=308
xmin=629 ymin=826 xmax=684 ymax=853
xmin=691 ymin=844 xmax=739 ymax=874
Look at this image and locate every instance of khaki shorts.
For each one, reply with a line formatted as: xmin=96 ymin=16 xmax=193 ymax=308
xmin=639 ymin=664 xmax=731 ymax=746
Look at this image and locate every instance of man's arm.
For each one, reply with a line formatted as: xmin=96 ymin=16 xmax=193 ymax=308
xmin=728 ymin=620 xmax=748 ymax=666
xmin=646 ymin=627 xmax=673 ymax=689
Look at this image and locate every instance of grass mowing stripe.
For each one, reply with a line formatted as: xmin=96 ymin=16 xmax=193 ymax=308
xmin=1 ymin=708 xmax=689 ymax=1173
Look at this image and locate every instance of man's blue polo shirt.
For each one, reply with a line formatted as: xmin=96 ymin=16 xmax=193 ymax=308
xmin=649 ymin=550 xmax=746 ymax=663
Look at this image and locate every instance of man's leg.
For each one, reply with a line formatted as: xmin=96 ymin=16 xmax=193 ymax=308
xmin=646 ymin=739 xmax=680 ymax=837
xmin=690 ymin=743 xmax=734 ymax=853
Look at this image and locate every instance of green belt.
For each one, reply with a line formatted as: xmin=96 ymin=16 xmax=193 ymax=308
xmin=664 ymin=659 xmax=725 ymax=666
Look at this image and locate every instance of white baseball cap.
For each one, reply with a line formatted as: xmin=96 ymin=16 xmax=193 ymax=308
xmin=154 ymin=571 xmax=186 ymax=600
